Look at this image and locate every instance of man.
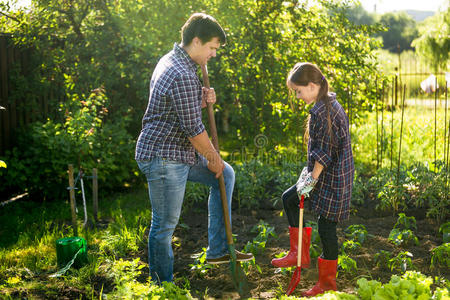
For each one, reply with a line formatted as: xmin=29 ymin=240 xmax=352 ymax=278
xmin=135 ymin=13 xmax=253 ymax=284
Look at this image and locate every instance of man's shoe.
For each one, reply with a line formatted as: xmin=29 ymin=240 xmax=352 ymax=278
xmin=206 ymin=250 xmax=254 ymax=264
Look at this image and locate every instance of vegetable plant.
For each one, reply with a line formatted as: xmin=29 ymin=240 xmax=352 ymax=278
xmin=344 ymin=224 xmax=369 ymax=244
xmin=430 ymin=243 xmax=450 ymax=271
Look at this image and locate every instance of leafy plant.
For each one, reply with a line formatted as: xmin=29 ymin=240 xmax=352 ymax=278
xmin=388 ymin=251 xmax=414 ymax=273
xmin=357 ymin=271 xmax=438 ymax=300
xmin=388 ymin=228 xmax=419 ymax=246
xmin=242 ymin=220 xmax=276 ymax=274
xmin=1 ymin=86 xmax=137 ymax=201
xmin=439 ymin=222 xmax=450 ymax=243
xmin=189 ymin=247 xmax=216 ymax=278
xmin=344 ymin=224 xmax=369 ymax=244
xmin=374 ymin=250 xmax=393 ymax=270
xmin=376 ymin=180 xmax=409 ymax=214
xmin=394 ymin=213 xmax=417 ymax=231
xmin=341 ymin=240 xmax=361 ymax=254
xmin=106 ymin=258 xmax=193 ymax=299
xmin=338 ymin=254 xmax=357 ymax=276
xmin=430 ymin=243 xmax=450 ymax=271
xmin=244 ymin=220 xmax=276 ymax=256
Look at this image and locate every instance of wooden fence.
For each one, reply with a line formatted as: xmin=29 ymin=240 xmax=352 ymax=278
xmin=0 ymin=33 xmax=59 ymax=155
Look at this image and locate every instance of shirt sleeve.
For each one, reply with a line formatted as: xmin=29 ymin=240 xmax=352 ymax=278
xmin=169 ymin=74 xmax=205 ymax=138
xmin=309 ymin=113 xmax=333 ymax=168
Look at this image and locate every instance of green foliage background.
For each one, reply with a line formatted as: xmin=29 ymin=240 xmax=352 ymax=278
xmin=0 ymin=0 xmax=384 ymax=199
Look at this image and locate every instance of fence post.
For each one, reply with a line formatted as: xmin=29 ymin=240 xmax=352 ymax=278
xmin=92 ymin=168 xmax=98 ymax=222
xmin=68 ymin=164 xmax=78 ymax=236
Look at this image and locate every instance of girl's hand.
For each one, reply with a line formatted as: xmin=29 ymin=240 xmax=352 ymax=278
xmin=296 ymin=172 xmax=318 ymax=197
xmin=296 ymin=167 xmax=309 ymax=186
xmin=202 ymin=87 xmax=216 ymax=108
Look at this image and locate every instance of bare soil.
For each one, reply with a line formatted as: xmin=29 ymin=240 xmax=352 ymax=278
xmin=166 ymin=198 xmax=448 ymax=299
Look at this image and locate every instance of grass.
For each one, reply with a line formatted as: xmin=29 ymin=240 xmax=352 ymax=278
xmin=352 ymin=105 xmax=450 ymax=173
xmin=375 ymin=49 xmax=449 ymax=100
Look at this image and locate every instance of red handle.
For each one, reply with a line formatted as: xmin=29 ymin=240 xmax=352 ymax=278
xmin=299 ymin=194 xmax=304 ymax=209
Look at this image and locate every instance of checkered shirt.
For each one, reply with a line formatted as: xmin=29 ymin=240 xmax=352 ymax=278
xmin=307 ymin=93 xmax=354 ymax=222
xmin=135 ymin=43 xmax=205 ymax=165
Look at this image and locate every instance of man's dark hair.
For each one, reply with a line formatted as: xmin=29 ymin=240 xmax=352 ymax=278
xmin=181 ymin=13 xmax=226 ymax=46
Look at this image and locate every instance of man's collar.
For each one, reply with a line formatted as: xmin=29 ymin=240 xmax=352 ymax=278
xmin=173 ymin=43 xmax=197 ymax=71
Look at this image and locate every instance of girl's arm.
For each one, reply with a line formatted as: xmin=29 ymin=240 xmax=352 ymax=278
xmin=312 ymin=161 xmax=324 ymax=180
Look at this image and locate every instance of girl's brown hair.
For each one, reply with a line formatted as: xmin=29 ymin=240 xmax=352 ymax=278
xmin=287 ymin=62 xmax=334 ymax=145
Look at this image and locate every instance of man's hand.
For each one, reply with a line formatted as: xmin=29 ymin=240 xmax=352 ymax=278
xmin=206 ymin=152 xmax=225 ymax=178
xmin=202 ymin=87 xmax=216 ymax=108
xmin=296 ymin=171 xmax=318 ymax=197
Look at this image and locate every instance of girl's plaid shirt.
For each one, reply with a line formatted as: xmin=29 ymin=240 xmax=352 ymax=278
xmin=307 ymin=93 xmax=355 ymax=222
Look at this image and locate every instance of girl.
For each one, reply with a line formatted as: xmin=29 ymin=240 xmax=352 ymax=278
xmin=271 ymin=62 xmax=354 ymax=297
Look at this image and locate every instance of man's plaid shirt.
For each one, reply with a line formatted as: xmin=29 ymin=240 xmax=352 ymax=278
xmin=135 ymin=43 xmax=205 ymax=165
xmin=307 ymin=93 xmax=354 ymax=222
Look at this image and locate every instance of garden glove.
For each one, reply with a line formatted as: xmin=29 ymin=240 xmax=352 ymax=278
xmin=296 ymin=171 xmax=318 ymax=197
xmin=296 ymin=167 xmax=309 ymax=186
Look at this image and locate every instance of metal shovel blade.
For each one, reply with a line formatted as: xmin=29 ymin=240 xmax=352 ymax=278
xmin=286 ymin=266 xmax=301 ymax=295
xmin=228 ymin=244 xmax=250 ymax=297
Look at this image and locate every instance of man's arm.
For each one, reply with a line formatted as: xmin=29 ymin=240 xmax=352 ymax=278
xmin=189 ymin=130 xmax=224 ymax=178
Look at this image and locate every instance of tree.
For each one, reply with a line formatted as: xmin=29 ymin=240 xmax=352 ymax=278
xmin=345 ymin=3 xmax=376 ymax=25
xmin=412 ymin=7 xmax=450 ymax=72
xmin=379 ymin=12 xmax=418 ymax=52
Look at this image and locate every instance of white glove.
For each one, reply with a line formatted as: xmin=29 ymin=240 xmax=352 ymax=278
xmin=296 ymin=167 xmax=309 ymax=186
xmin=296 ymin=171 xmax=318 ymax=197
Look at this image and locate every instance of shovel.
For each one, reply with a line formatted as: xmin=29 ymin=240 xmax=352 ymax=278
xmin=201 ymin=64 xmax=249 ymax=296
xmin=286 ymin=193 xmax=305 ymax=295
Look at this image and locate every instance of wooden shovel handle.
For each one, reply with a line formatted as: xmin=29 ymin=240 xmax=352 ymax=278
xmin=201 ymin=65 xmax=234 ymax=245
xmin=297 ymin=194 xmax=304 ymax=267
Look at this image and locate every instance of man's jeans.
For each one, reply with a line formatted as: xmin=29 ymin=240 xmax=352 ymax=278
xmin=137 ymin=157 xmax=235 ymax=283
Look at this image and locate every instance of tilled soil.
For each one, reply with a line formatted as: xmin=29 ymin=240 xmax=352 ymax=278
xmin=167 ymin=198 xmax=447 ymax=299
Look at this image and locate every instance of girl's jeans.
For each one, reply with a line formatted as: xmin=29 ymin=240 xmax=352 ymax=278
xmin=137 ymin=157 xmax=235 ymax=283
xmin=281 ymin=184 xmax=338 ymax=260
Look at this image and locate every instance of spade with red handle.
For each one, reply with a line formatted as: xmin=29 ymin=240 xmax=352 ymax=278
xmin=286 ymin=193 xmax=305 ymax=295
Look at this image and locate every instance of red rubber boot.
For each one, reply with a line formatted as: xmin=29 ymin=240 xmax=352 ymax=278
xmin=302 ymin=257 xmax=338 ymax=297
xmin=271 ymin=227 xmax=312 ymax=268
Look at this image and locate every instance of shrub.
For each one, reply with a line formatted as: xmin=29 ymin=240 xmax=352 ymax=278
xmin=1 ymin=88 xmax=138 ymax=201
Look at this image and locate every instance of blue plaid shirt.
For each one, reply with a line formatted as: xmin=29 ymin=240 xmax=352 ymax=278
xmin=308 ymin=93 xmax=354 ymax=222
xmin=135 ymin=43 xmax=205 ymax=165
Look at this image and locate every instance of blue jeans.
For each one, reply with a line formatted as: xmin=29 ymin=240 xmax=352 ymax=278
xmin=137 ymin=157 xmax=235 ymax=283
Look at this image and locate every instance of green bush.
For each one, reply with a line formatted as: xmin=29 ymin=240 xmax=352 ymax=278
xmin=1 ymin=88 xmax=138 ymax=201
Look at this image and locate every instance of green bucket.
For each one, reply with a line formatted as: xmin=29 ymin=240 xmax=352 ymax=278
xmin=56 ymin=237 xmax=88 ymax=269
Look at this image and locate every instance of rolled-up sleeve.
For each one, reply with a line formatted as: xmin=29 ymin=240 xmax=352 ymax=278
xmin=310 ymin=114 xmax=333 ymax=168
xmin=169 ymin=74 xmax=205 ymax=138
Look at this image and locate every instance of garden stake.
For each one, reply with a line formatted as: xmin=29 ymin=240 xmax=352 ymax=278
xmin=380 ymin=82 xmax=385 ymax=169
xmin=444 ymin=82 xmax=448 ymax=171
xmin=201 ymin=64 xmax=249 ymax=297
xmin=434 ymin=76 xmax=438 ymax=166
xmin=397 ymin=85 xmax=406 ymax=186
xmin=92 ymin=168 xmax=98 ymax=222
xmin=286 ymin=194 xmax=305 ymax=296
xmin=390 ymin=78 xmax=394 ymax=172
xmin=68 ymin=164 xmax=78 ymax=236
xmin=375 ymin=77 xmax=379 ymax=170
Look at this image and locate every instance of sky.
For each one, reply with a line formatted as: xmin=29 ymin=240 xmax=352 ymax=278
xmin=3 ymin=0 xmax=450 ymax=13
xmin=358 ymin=0 xmax=448 ymax=13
